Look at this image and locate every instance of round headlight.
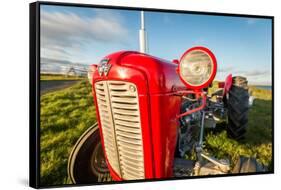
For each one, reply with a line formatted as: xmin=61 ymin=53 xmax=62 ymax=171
xmin=179 ymin=46 xmax=217 ymax=89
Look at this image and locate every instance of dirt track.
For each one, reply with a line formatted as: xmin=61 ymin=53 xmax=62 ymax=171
xmin=40 ymin=80 xmax=79 ymax=95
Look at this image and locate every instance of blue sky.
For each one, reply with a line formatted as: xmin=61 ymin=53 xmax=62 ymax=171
xmin=40 ymin=5 xmax=272 ymax=85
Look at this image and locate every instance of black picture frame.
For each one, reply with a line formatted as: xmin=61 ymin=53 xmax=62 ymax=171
xmin=30 ymin=1 xmax=274 ymax=188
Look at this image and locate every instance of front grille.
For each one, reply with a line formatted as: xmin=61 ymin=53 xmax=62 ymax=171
xmin=95 ymin=81 xmax=145 ymax=180
xmin=95 ymin=81 xmax=121 ymax=176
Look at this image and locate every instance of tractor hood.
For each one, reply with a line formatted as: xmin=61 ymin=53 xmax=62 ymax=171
xmin=91 ymin=51 xmax=186 ymax=95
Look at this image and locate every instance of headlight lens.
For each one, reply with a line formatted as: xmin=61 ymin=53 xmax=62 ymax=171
xmin=179 ymin=47 xmax=217 ymax=88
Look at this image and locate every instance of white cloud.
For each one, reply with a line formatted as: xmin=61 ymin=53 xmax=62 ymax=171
xmin=41 ymin=57 xmax=89 ymax=74
xmin=217 ymin=66 xmax=234 ymax=73
xmin=40 ymin=10 xmax=129 ymax=64
xmin=215 ymin=66 xmax=271 ymax=85
xmin=242 ymin=70 xmax=270 ymax=77
xmin=41 ymin=10 xmax=128 ymax=43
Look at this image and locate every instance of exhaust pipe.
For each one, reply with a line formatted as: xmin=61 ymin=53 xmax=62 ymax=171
xmin=139 ymin=11 xmax=148 ymax=53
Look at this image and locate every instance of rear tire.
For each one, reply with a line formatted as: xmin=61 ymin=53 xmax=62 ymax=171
xmin=68 ymin=123 xmax=111 ymax=184
xmin=226 ymin=76 xmax=249 ymax=140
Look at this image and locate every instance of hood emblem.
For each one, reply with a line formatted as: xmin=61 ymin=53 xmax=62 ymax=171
xmin=98 ymin=58 xmax=112 ymax=76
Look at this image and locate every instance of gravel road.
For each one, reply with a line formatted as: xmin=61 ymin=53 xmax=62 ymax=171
xmin=40 ymin=80 xmax=79 ymax=95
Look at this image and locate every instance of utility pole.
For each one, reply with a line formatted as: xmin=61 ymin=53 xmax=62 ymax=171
xmin=139 ymin=11 xmax=148 ymax=53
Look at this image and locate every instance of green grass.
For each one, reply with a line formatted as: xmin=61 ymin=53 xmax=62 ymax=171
xmin=40 ymin=73 xmax=86 ymax=81
xmin=204 ymin=84 xmax=272 ymax=169
xmin=40 ymin=80 xmax=272 ymax=186
xmin=40 ymin=80 xmax=96 ymax=186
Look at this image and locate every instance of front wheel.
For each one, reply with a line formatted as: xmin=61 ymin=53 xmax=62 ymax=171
xmin=226 ymin=76 xmax=249 ymax=140
xmin=68 ymin=123 xmax=111 ymax=184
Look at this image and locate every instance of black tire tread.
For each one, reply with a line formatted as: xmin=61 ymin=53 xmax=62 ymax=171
xmin=68 ymin=123 xmax=110 ymax=184
xmin=227 ymin=76 xmax=249 ymax=140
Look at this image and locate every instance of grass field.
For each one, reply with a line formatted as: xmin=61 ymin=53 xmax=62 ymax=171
xmin=40 ymin=80 xmax=272 ymax=186
xmin=205 ymin=84 xmax=272 ymax=169
xmin=40 ymin=80 xmax=96 ymax=185
xmin=41 ymin=73 xmax=85 ymax=81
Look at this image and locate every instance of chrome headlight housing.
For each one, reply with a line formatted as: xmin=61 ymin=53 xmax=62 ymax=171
xmin=178 ymin=46 xmax=217 ymax=89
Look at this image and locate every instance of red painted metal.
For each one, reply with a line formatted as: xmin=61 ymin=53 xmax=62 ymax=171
xmin=223 ymin=74 xmax=233 ymax=96
xmin=91 ymin=51 xmax=186 ymax=180
xmin=218 ymin=81 xmax=225 ymax=89
xmin=90 ymin=47 xmax=219 ymax=180
xmin=178 ymin=46 xmax=217 ymax=90
xmin=176 ymin=92 xmax=207 ymax=119
xmin=172 ymin=59 xmax=179 ymax=65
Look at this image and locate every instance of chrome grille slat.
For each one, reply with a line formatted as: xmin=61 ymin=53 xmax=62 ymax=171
xmin=117 ymin=141 xmax=143 ymax=151
xmin=121 ymin=163 xmax=144 ymax=173
xmin=96 ymin=93 xmax=105 ymax=97
xmin=117 ymin=135 xmax=142 ymax=145
xmin=95 ymin=81 xmax=144 ymax=180
xmin=122 ymin=167 xmax=144 ymax=176
xmin=115 ymin=125 xmax=141 ymax=133
xmin=95 ymin=81 xmax=121 ymax=176
xmin=115 ymin=114 xmax=140 ymax=122
xmin=120 ymin=158 xmax=144 ymax=168
xmin=96 ymin=90 xmax=105 ymax=94
xmin=111 ymin=97 xmax=138 ymax=104
xmin=118 ymin=147 xmax=143 ymax=156
xmin=123 ymin=173 xmax=141 ymax=180
xmin=99 ymin=100 xmax=107 ymax=106
xmin=100 ymin=120 xmax=110 ymax=127
xmin=110 ymin=91 xmax=136 ymax=96
xmin=96 ymin=87 xmax=105 ymax=90
xmin=119 ymin=157 xmax=143 ymax=166
xmin=115 ymin=120 xmax=140 ymax=128
xmin=119 ymin=154 xmax=144 ymax=162
xmin=97 ymin=98 xmax=106 ymax=103
xmin=112 ymin=102 xmax=138 ymax=109
xmin=116 ymin=130 xmax=142 ymax=139
xmin=113 ymin=109 xmax=139 ymax=116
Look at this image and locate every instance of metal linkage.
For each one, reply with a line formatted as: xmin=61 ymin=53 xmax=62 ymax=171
xmin=194 ymin=111 xmax=230 ymax=174
xmin=200 ymin=153 xmax=230 ymax=173
xmin=198 ymin=111 xmax=205 ymax=147
xmin=176 ymin=92 xmax=207 ymax=119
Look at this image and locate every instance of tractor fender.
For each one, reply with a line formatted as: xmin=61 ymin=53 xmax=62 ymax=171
xmin=223 ymin=74 xmax=232 ymax=97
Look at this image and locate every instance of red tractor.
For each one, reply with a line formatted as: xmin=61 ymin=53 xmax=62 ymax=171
xmin=68 ymin=46 xmax=258 ymax=184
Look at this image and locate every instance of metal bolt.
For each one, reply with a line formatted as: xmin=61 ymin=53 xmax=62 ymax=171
xmin=129 ymin=85 xmax=136 ymax=92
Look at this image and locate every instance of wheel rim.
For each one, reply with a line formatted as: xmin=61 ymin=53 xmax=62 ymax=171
xmin=90 ymin=142 xmax=109 ymax=174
